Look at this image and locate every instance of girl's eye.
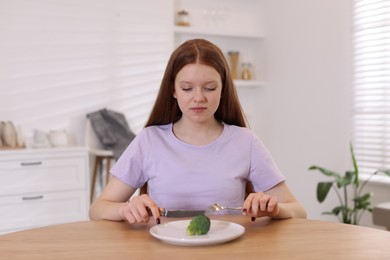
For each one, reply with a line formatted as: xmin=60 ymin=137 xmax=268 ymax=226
xmin=205 ymin=85 xmax=217 ymax=91
xmin=182 ymin=87 xmax=192 ymax=91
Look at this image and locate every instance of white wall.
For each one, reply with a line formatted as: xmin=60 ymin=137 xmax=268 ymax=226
xmin=258 ymin=0 xmax=353 ymax=221
xmin=256 ymin=0 xmax=390 ymax=228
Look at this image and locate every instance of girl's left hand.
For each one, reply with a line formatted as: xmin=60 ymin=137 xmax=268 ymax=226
xmin=243 ymin=192 xmax=280 ymax=218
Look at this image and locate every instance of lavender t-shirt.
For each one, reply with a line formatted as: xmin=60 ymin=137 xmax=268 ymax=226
xmin=111 ymin=123 xmax=285 ymax=210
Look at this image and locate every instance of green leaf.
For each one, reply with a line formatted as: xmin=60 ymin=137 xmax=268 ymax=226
xmin=335 ymin=172 xmax=353 ymax=188
xmin=380 ymin=169 xmax=390 ymax=177
xmin=309 ymin=165 xmax=341 ymax=178
xmin=356 ymin=202 xmax=371 ymax=210
xmin=317 ymin=182 xmax=333 ymax=202
xmin=354 ymin=192 xmax=373 ymax=203
xmin=354 ymin=192 xmax=373 ymax=209
xmin=339 ymin=205 xmax=353 ymax=212
xmin=350 ymin=142 xmax=359 ymax=186
xmin=345 ymin=171 xmax=355 ymax=182
xmin=322 ymin=211 xmax=335 ymax=215
xmin=332 ymin=206 xmax=342 ymax=215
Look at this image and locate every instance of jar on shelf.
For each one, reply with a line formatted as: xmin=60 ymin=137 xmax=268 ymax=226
xmin=176 ymin=10 xmax=190 ymax=27
xmin=228 ymin=51 xmax=240 ymax=80
xmin=241 ymin=63 xmax=253 ymax=80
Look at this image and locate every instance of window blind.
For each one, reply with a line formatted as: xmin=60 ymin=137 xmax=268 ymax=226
xmin=352 ymin=0 xmax=390 ymax=174
xmin=0 ymin=0 xmax=172 ymax=137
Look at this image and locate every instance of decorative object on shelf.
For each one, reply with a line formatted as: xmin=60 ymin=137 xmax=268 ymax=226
xmin=2 ymin=121 xmax=17 ymax=148
xmin=48 ymin=129 xmax=68 ymax=147
xmin=0 ymin=121 xmax=24 ymax=149
xmin=228 ymin=51 xmax=239 ymax=80
xmin=32 ymin=129 xmax=51 ymax=149
xmin=176 ymin=10 xmax=190 ymax=27
xmin=309 ymin=142 xmax=390 ymax=225
xmin=241 ymin=63 xmax=253 ymax=80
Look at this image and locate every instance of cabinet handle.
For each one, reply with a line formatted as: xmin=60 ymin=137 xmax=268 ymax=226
xmin=20 ymin=161 xmax=42 ymax=166
xmin=22 ymin=195 xmax=44 ymax=201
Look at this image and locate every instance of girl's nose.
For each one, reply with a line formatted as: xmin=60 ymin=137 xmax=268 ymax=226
xmin=194 ymin=95 xmax=205 ymax=102
xmin=194 ymin=90 xmax=205 ymax=102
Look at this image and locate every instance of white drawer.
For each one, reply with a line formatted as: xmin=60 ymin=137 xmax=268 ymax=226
xmin=0 ymin=157 xmax=87 ymax=196
xmin=0 ymin=190 xmax=88 ymax=234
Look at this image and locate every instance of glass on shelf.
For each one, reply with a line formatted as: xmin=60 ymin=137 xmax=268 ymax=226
xmin=228 ymin=51 xmax=239 ymax=80
xmin=176 ymin=10 xmax=190 ymax=27
xmin=241 ymin=63 xmax=253 ymax=80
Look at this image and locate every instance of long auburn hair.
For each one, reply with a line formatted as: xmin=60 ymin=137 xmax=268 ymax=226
xmin=145 ymin=38 xmax=247 ymax=128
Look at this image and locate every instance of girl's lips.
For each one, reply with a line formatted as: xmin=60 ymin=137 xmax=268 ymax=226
xmin=191 ymin=107 xmax=206 ymax=112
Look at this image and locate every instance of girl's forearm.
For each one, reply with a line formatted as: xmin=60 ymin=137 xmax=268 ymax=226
xmin=89 ymin=200 xmax=126 ymax=221
xmin=273 ymin=201 xmax=307 ymax=220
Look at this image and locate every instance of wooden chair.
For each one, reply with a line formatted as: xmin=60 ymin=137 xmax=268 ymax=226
xmin=85 ymin=119 xmax=114 ymax=203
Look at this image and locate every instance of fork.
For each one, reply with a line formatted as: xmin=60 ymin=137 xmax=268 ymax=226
xmin=205 ymin=203 xmax=243 ymax=214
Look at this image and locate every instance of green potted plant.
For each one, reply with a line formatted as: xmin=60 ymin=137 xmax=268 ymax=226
xmin=309 ymin=143 xmax=390 ymax=225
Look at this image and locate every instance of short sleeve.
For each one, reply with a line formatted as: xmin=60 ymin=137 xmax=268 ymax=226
xmin=248 ymin=134 xmax=286 ymax=192
xmin=110 ymin=131 xmax=148 ymax=189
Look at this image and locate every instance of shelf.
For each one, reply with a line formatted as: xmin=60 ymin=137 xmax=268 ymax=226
xmin=235 ymin=80 xmax=264 ymax=88
xmin=173 ymin=0 xmax=265 ymax=90
xmin=174 ymin=26 xmax=264 ymax=39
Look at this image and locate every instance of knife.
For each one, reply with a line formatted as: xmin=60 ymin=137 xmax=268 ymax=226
xmin=148 ymin=207 xmax=205 ymax=218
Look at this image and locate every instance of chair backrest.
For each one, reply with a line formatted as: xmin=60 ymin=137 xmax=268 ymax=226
xmin=84 ymin=118 xmax=114 ymax=157
xmin=84 ymin=118 xmax=105 ymax=150
xmin=86 ymin=109 xmax=136 ymax=160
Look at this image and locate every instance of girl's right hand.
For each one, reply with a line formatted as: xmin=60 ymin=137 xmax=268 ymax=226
xmin=120 ymin=194 xmax=161 ymax=224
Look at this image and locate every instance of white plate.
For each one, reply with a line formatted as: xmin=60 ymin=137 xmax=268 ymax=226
xmin=149 ymin=220 xmax=245 ymax=246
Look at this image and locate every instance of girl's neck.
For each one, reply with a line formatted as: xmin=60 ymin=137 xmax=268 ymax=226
xmin=172 ymin=118 xmax=223 ymax=146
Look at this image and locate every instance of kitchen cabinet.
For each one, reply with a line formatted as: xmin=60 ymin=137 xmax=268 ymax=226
xmin=0 ymin=147 xmax=89 ymax=235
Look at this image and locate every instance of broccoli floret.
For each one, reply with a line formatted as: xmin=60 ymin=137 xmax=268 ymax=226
xmin=186 ymin=214 xmax=211 ymax=236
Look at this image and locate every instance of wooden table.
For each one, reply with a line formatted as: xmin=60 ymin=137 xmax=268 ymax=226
xmin=1 ymin=215 xmax=390 ymax=259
